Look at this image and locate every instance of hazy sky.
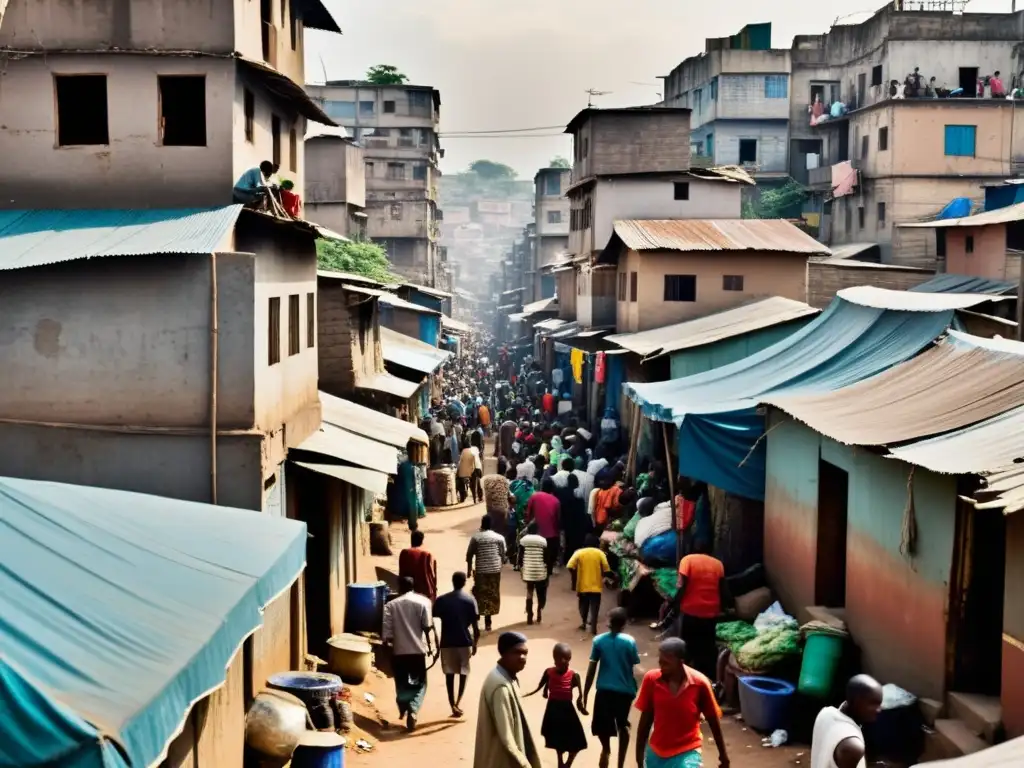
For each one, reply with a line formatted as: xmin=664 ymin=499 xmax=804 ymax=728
xmin=306 ymin=0 xmax=1011 ymax=179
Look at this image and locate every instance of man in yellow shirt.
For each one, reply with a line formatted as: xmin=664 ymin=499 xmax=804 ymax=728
xmin=567 ymin=535 xmax=612 ymax=635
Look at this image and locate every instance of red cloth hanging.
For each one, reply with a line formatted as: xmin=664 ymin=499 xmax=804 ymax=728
xmin=595 ymin=352 xmax=607 ymax=384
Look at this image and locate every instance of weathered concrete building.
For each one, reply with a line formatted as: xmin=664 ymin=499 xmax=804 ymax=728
xmin=0 ymin=0 xmax=339 ymax=209
xmin=563 ymin=107 xmax=749 ymax=328
xmin=795 ymin=4 xmax=1023 ymax=266
xmin=599 ymin=219 xmax=827 ymax=332
xmin=660 ymin=23 xmax=792 ymax=189
xmin=305 ymin=126 xmax=367 ymax=239
xmin=532 ymin=168 xmax=570 ymax=302
xmin=307 ymin=81 xmax=443 ymax=286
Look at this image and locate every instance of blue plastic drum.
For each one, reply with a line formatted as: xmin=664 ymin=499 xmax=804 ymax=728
xmin=737 ymin=676 xmax=795 ymax=733
xmin=344 ymin=581 xmax=388 ymax=635
xmin=291 ymin=731 xmax=345 ymax=768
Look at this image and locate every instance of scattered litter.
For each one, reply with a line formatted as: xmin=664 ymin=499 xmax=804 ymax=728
xmin=761 ymin=729 xmax=788 ymax=748
xmin=363 ymin=692 xmax=375 ymax=704
xmin=355 ymin=739 xmax=373 ymax=753
xmin=796 ymin=753 xmax=805 ymax=758
xmin=735 ymin=713 xmax=744 ymax=721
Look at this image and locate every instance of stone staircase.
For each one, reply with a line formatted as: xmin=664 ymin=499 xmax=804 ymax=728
xmin=921 ymin=692 xmax=1002 ymax=759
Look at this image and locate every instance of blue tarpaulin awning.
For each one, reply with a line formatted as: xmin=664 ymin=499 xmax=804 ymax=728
xmin=625 ymin=295 xmax=959 ymax=499
xmin=0 ymin=477 xmax=307 ymax=768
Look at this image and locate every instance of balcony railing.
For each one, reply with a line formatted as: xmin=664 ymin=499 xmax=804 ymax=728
xmin=808 ymin=166 xmax=832 ymax=187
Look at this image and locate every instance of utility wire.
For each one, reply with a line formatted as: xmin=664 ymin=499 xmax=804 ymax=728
xmin=439 ymin=124 xmax=565 ymax=135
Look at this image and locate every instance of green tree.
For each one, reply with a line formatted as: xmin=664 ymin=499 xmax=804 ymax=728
xmin=365 ymin=64 xmax=409 ymax=85
xmin=468 ymin=159 xmax=518 ymax=181
xmin=316 ymin=238 xmax=398 ymax=283
xmin=742 ymin=181 xmax=808 ymax=219
xmin=550 ymin=156 xmax=571 ymax=168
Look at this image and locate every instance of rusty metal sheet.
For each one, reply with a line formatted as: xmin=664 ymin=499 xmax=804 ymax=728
xmin=612 ymin=219 xmax=830 ymax=255
xmin=606 ymin=296 xmax=818 ymax=358
xmin=766 ymin=331 xmax=1024 ymax=447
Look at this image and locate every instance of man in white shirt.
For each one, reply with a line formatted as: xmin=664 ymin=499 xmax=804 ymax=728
xmin=811 ymin=674 xmax=882 ymax=768
xmin=382 ymin=576 xmax=435 ymax=731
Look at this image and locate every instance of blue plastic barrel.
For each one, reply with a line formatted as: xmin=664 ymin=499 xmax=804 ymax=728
xmin=344 ymin=581 xmax=387 ymax=635
xmin=266 ymin=672 xmax=343 ymax=730
xmin=737 ymin=676 xmax=795 ymax=732
xmin=291 ymin=731 xmax=345 ymax=768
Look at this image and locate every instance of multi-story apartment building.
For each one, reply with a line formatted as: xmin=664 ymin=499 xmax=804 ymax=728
xmin=795 ymin=4 xmax=1022 ymax=267
xmin=307 ymin=81 xmax=443 ymax=285
xmin=305 ymin=126 xmax=367 ymax=239
xmin=660 ymin=23 xmax=792 ymax=191
xmin=0 ymin=0 xmax=338 ymax=208
xmin=563 ymin=107 xmax=746 ymax=327
xmin=532 ymin=167 xmax=570 ymax=302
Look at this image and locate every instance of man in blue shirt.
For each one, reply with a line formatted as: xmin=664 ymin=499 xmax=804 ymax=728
xmin=232 ymin=160 xmax=276 ymax=205
xmin=583 ymin=608 xmax=641 ymax=768
xmin=432 ymin=571 xmax=480 ymax=717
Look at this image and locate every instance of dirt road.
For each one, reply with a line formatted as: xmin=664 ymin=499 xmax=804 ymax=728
xmin=345 ymin=496 xmax=805 ymax=768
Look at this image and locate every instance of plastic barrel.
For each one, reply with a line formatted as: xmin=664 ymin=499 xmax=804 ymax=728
xmin=266 ymin=672 xmax=343 ymax=730
xmin=344 ymin=581 xmax=387 ymax=635
xmin=798 ymin=631 xmax=845 ymax=699
xmin=737 ymin=676 xmax=795 ymax=732
xmin=291 ymin=731 xmax=345 ymax=768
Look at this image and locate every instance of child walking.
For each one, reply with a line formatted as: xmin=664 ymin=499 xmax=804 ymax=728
xmin=526 ymin=643 xmax=589 ymax=768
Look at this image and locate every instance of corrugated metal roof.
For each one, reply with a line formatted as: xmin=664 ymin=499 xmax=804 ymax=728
xmin=607 ymin=297 xmax=818 ymax=358
xmin=522 ymin=297 xmax=558 ymax=315
xmin=910 ymin=274 xmax=1017 ymax=296
xmin=441 ymin=315 xmax=471 ymax=334
xmin=889 ymin=408 xmax=1024 ymax=513
xmin=238 ymin=58 xmax=335 ymax=125
xmin=319 ymin=391 xmax=428 ymax=447
xmin=402 ymin=282 xmax=452 ymax=299
xmin=0 ymin=207 xmax=242 ymax=270
xmin=357 ymin=371 xmax=421 ymax=399
xmin=823 ymin=242 xmax=880 ymax=261
xmin=380 ymin=293 xmax=440 ymax=315
xmin=380 ymin=327 xmax=451 ymax=374
xmin=296 ymin=421 xmax=399 ymax=474
xmin=317 ymin=269 xmax=385 ymax=286
xmin=294 ymin=462 xmax=389 ymax=494
xmin=534 ymin=318 xmax=568 ymax=332
xmin=549 ymin=323 xmax=581 ymax=339
xmin=837 ymin=285 xmax=1012 ymax=311
xmin=899 ymin=201 xmax=1024 ymax=228
xmin=765 ymin=331 xmax=1024 ymax=447
xmin=611 ymin=219 xmax=831 ymax=255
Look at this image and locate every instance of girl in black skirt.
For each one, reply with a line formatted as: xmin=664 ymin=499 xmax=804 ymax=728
xmin=526 ymin=643 xmax=589 ymax=768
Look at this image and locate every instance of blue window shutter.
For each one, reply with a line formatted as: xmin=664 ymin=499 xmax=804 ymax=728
xmin=944 ymin=125 xmax=976 ymax=157
xmin=764 ymin=75 xmax=788 ymax=99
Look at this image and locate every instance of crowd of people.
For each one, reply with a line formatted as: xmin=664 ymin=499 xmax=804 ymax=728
xmin=381 ymin=330 xmax=884 ymax=768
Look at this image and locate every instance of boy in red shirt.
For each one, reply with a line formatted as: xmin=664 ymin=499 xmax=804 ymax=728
xmin=635 ymin=637 xmax=729 ymax=768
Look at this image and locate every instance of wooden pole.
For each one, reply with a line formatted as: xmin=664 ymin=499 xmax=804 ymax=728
xmin=662 ymin=422 xmax=680 ymax=563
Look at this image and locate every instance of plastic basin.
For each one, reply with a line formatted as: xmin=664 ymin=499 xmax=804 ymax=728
xmin=798 ymin=631 xmax=845 ymax=699
xmin=738 ymin=676 xmax=795 ymax=732
xmin=327 ymin=633 xmax=374 ymax=684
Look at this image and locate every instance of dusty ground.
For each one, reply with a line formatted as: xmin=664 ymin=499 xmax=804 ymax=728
xmin=343 ymin=492 xmax=810 ymax=768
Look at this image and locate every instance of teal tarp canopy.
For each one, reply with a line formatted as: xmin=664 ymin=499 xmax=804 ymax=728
xmin=0 ymin=477 xmax=307 ymax=768
xmin=624 ymin=297 xmax=958 ymax=499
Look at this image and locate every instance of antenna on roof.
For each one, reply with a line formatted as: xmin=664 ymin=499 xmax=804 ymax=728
xmin=585 ymin=88 xmax=612 ymax=107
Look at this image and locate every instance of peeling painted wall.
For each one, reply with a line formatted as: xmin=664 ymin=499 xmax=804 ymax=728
xmin=764 ymin=413 xmax=956 ymax=700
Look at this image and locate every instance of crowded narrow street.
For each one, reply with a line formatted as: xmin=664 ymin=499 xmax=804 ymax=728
xmin=350 ymin=451 xmax=804 ymax=768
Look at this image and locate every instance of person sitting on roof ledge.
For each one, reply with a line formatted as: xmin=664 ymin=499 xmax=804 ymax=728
xmin=280 ymin=179 xmax=302 ymax=218
xmin=233 ymin=160 xmax=288 ymax=217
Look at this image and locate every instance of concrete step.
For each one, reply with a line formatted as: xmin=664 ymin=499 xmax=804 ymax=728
xmin=919 ymin=697 xmax=944 ymax=728
xmin=933 ymin=718 xmax=990 ymax=758
xmin=947 ymin=691 xmax=1002 ymax=744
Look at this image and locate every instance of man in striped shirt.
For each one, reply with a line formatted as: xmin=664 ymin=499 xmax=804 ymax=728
xmin=518 ymin=521 xmax=549 ymax=625
xmin=467 ymin=515 xmax=507 ymax=631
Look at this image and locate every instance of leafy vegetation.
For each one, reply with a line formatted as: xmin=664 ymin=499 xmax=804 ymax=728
xmin=365 ymin=65 xmax=409 ymax=85
xmin=550 ymin=156 xmax=571 ymax=168
xmin=742 ymin=181 xmax=808 ymax=219
xmin=468 ymin=159 xmax=518 ymax=180
xmin=316 ymin=238 xmax=398 ymax=283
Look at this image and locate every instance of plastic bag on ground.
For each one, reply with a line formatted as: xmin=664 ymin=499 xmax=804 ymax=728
xmin=753 ymin=601 xmax=797 ymax=632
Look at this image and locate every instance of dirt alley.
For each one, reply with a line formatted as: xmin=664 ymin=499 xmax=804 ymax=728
xmin=344 ymin=493 xmax=808 ymax=768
